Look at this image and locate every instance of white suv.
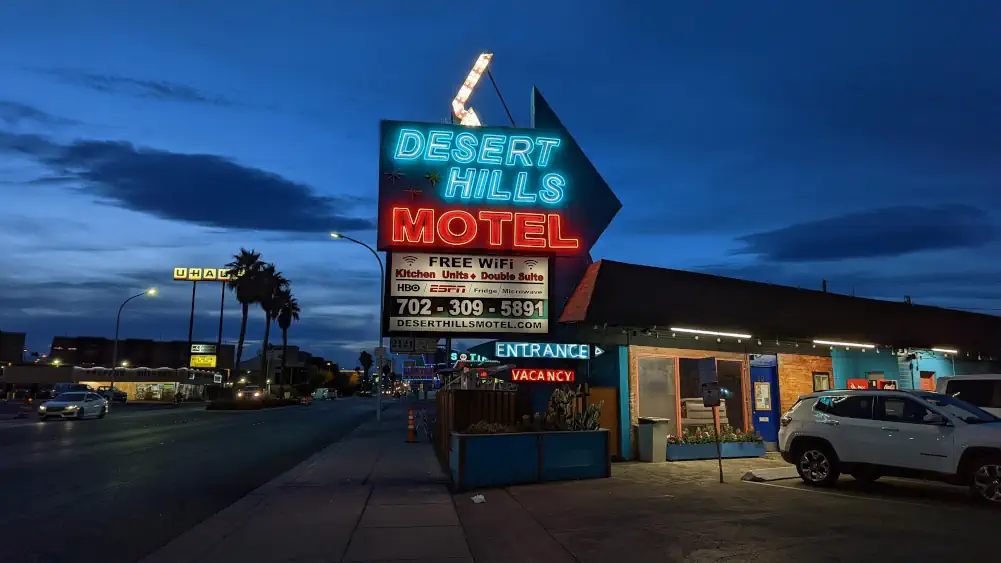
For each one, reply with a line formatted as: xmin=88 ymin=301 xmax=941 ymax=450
xmin=778 ymin=389 xmax=1001 ymax=504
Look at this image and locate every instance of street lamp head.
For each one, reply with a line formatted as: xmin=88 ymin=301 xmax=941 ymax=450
xmin=329 ymin=232 xmax=342 ymax=239
xmin=121 ymin=361 xmax=129 ymax=367
xmin=146 ymin=287 xmax=157 ymax=296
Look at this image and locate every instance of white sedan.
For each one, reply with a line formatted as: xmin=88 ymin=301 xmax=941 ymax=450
xmin=38 ymin=391 xmax=109 ymax=420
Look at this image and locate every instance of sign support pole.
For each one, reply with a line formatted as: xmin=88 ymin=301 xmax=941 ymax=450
xmin=187 ymin=281 xmax=197 ymax=366
xmin=217 ymin=283 xmax=225 ymax=350
xmin=713 ymin=406 xmax=724 ymax=484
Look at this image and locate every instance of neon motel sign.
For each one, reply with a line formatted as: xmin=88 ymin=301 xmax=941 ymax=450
xmin=511 ymin=368 xmax=575 ymax=383
xmin=379 ymin=123 xmax=582 ymax=254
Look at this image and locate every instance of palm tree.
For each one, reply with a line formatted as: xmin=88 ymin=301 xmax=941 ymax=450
xmin=359 ymin=350 xmax=373 ymax=390
xmin=275 ymin=288 xmax=300 ymax=394
xmin=257 ymin=263 xmax=289 ymax=390
xmin=226 ymin=248 xmax=263 ymax=382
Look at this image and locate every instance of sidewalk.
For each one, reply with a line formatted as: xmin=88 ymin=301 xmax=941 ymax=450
xmin=140 ymin=405 xmax=472 ymax=563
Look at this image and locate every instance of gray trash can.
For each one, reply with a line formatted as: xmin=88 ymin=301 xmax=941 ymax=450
xmin=637 ymin=416 xmax=671 ymax=462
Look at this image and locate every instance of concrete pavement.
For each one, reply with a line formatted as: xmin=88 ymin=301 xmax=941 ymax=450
xmin=457 ymin=456 xmax=999 ymax=563
xmin=0 ymin=398 xmax=377 ymax=563
xmin=141 ymin=404 xmax=472 ymax=563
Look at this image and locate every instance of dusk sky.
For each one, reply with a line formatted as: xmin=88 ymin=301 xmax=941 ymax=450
xmin=1 ymin=1 xmax=999 ymax=367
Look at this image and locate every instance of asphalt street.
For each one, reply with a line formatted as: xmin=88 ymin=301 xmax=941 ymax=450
xmin=0 ymin=398 xmax=379 ymax=563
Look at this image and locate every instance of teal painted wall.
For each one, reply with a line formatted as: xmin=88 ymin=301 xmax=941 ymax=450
xmin=617 ymin=346 xmax=631 ymax=459
xmin=831 ymin=349 xmax=900 ymax=388
xmin=908 ymin=351 xmax=955 ymax=389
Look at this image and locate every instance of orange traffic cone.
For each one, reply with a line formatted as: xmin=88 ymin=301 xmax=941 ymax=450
xmin=406 ymin=408 xmax=417 ymax=443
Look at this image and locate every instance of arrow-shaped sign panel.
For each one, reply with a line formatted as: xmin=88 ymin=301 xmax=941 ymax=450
xmin=494 ymin=342 xmax=604 ymax=360
xmin=376 ymin=95 xmax=620 ymax=254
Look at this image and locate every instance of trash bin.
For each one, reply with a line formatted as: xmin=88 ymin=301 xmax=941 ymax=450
xmin=637 ymin=417 xmax=671 ymax=462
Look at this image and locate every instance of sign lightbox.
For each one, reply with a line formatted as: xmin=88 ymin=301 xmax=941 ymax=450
xmin=173 ymin=268 xmax=230 ymax=282
xmin=494 ymin=342 xmax=604 ymax=360
xmin=376 ymin=90 xmax=621 ymax=256
xmin=387 ymin=252 xmax=549 ymax=335
xmin=511 ymin=368 xmax=575 ymax=383
xmin=189 ymin=354 xmax=217 ymax=368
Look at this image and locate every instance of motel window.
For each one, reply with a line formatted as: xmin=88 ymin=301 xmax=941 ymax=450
xmin=812 ymin=372 xmax=831 ymax=391
xmin=866 ymin=371 xmax=884 ymax=382
xmin=637 ymin=357 xmax=678 ymax=424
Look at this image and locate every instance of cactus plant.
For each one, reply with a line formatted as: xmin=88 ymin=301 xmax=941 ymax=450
xmin=544 ymin=386 xmax=603 ymax=431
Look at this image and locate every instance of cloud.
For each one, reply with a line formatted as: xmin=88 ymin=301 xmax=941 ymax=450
xmin=0 ymin=132 xmax=375 ymax=233
xmin=735 ymin=205 xmax=994 ymax=262
xmin=37 ymin=68 xmax=236 ymax=106
xmin=0 ymin=101 xmax=79 ymax=128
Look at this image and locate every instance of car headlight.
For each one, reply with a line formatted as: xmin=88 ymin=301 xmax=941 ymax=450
xmin=65 ymin=405 xmax=79 ymax=410
xmin=38 ymin=405 xmax=46 ymax=411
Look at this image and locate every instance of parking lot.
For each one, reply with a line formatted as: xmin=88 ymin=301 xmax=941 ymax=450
xmin=456 ymin=456 xmax=997 ymax=563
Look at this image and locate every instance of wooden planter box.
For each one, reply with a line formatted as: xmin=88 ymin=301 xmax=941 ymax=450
xmin=666 ymin=442 xmax=766 ymax=461
xmin=449 ymin=430 xmax=611 ymax=491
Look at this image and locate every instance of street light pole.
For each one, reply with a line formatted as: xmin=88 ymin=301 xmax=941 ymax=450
xmin=111 ymin=288 xmax=156 ymax=408
xmin=331 ymin=233 xmax=385 ymax=422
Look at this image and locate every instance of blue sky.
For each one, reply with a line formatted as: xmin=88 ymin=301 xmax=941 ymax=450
xmin=2 ymin=1 xmax=999 ymax=367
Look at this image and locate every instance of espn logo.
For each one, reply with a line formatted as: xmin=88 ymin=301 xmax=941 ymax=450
xmin=429 ymin=284 xmax=466 ymax=293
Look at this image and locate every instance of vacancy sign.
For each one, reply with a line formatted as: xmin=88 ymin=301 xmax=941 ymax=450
xmin=387 ymin=252 xmax=549 ymax=335
xmin=511 ymin=368 xmax=575 ymax=383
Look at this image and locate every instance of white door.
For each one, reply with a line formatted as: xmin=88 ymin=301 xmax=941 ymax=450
xmin=872 ymin=396 xmax=954 ymax=473
xmin=813 ymin=394 xmax=882 ymax=462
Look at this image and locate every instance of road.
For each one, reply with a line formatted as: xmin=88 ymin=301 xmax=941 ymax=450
xmin=0 ymin=399 xmax=378 ymax=563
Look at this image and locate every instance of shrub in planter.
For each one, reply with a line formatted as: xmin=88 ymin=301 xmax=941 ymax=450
xmin=665 ymin=424 xmax=765 ymax=461
xmin=667 ymin=424 xmax=763 ymax=445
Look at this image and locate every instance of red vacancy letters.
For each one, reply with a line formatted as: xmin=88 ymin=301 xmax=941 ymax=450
xmin=511 ymin=368 xmax=575 ymax=383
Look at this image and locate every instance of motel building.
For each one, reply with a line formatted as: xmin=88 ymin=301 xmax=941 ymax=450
xmin=475 ymin=260 xmax=1001 ymax=460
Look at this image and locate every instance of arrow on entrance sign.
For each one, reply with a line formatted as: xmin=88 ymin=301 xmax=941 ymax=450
xmin=494 ymin=342 xmax=605 ymax=360
xmin=531 ymin=87 xmax=621 ymax=251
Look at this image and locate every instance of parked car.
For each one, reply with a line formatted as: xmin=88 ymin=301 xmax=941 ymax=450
xmin=779 ymin=389 xmax=1001 ymax=504
xmin=97 ymin=386 xmax=128 ymax=403
xmin=299 ymin=395 xmax=314 ymax=405
xmin=936 ymin=374 xmax=1001 ymax=417
xmin=312 ymin=388 xmax=330 ymax=401
xmin=38 ymin=391 xmax=109 ymax=420
xmin=52 ymin=382 xmax=92 ymax=396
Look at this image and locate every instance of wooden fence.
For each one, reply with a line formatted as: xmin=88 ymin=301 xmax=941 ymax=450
xmin=435 ymin=389 xmax=519 ymax=462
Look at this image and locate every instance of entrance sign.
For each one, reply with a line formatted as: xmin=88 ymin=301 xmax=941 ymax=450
xmin=511 ymin=368 xmax=575 ymax=383
xmin=387 ymin=252 xmax=549 ymax=335
xmin=494 ymin=342 xmax=603 ymax=360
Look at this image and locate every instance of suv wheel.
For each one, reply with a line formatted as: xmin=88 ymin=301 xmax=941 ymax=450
xmin=970 ymin=456 xmax=1001 ymax=504
xmin=796 ymin=444 xmax=840 ymax=487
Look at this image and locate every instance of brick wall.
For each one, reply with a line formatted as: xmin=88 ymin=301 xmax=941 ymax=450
xmin=777 ymin=354 xmax=832 ymax=413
